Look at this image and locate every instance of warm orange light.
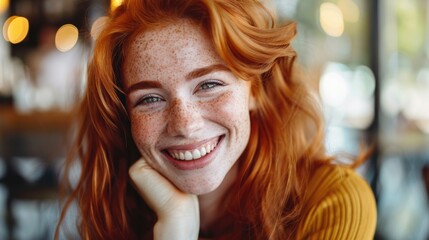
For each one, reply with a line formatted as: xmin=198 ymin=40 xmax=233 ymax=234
xmin=110 ymin=0 xmax=124 ymax=11
xmin=55 ymin=24 xmax=79 ymax=52
xmin=2 ymin=15 xmax=14 ymax=41
xmin=0 ymin=0 xmax=9 ymax=14
xmin=3 ymin=16 xmax=29 ymax=44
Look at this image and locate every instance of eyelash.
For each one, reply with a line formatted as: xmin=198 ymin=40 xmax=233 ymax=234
xmin=136 ymin=94 xmax=164 ymax=106
xmin=134 ymin=80 xmax=225 ymax=107
xmin=197 ymin=80 xmax=224 ymax=91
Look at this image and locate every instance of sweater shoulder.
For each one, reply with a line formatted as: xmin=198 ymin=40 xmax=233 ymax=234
xmin=296 ymin=164 xmax=377 ymax=239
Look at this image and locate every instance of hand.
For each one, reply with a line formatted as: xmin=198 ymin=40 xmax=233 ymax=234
xmin=129 ymin=158 xmax=200 ymax=240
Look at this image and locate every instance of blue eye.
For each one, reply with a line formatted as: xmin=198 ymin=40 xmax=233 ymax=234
xmin=199 ymin=80 xmax=224 ymax=91
xmin=136 ymin=95 xmax=163 ymax=106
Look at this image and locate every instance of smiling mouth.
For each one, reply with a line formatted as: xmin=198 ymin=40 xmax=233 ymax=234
xmin=165 ymin=136 xmax=222 ymax=161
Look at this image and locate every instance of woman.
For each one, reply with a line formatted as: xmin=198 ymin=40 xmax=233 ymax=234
xmin=56 ymin=0 xmax=377 ymax=239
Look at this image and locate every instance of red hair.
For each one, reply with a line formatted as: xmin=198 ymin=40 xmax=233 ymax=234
xmin=56 ymin=0 xmax=333 ymax=239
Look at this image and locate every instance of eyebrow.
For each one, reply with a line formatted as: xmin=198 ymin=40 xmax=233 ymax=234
xmin=125 ymin=64 xmax=230 ymax=95
xmin=125 ymin=81 xmax=162 ymax=95
xmin=185 ymin=64 xmax=230 ymax=80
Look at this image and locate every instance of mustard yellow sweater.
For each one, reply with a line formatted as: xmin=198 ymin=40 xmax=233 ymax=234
xmin=296 ymin=165 xmax=377 ymax=239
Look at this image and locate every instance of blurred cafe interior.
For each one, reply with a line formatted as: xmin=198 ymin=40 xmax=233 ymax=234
xmin=0 ymin=0 xmax=429 ymax=239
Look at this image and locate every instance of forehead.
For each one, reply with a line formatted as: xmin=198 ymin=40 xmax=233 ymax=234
xmin=123 ymin=19 xmax=223 ymax=84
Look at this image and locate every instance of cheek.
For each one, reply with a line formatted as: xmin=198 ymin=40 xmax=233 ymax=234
xmin=204 ymin=89 xmax=251 ymax=129
xmin=130 ymin=113 xmax=162 ymax=149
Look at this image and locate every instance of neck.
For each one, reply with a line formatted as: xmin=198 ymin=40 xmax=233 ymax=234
xmin=198 ymin=164 xmax=238 ymax=233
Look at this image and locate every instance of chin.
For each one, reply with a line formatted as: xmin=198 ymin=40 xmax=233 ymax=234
xmin=176 ymin=177 xmax=223 ymax=195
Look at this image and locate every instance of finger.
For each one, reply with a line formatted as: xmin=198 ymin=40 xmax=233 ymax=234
xmin=129 ymin=159 xmax=179 ymax=212
xmin=129 ymin=158 xmax=200 ymax=236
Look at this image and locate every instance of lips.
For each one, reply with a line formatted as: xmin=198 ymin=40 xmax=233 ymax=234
xmin=165 ymin=136 xmax=220 ymax=161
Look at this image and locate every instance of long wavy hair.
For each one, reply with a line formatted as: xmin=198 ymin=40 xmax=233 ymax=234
xmin=56 ymin=0 xmax=334 ymax=239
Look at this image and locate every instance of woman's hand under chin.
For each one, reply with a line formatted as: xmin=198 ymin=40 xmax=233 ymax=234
xmin=129 ymin=158 xmax=200 ymax=240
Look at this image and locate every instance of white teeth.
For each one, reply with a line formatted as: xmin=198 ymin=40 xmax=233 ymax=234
xmin=184 ymin=151 xmax=193 ymax=160
xmin=192 ymin=149 xmax=201 ymax=159
xmin=168 ymin=139 xmax=219 ymax=161
xmin=205 ymin=145 xmax=210 ymax=154
xmin=200 ymin=147 xmax=207 ymax=156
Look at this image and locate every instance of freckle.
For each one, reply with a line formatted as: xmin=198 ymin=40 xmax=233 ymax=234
xmin=142 ymin=42 xmax=148 ymax=50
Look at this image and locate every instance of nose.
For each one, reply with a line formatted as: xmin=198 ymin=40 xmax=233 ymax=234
xmin=166 ymin=99 xmax=204 ymax=137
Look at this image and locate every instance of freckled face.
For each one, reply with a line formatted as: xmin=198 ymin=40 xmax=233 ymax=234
xmin=123 ymin=20 xmax=253 ymax=195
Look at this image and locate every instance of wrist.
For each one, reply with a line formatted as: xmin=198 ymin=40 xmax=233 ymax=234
xmin=155 ymin=196 xmax=200 ymax=240
xmin=154 ymin=216 xmax=199 ymax=240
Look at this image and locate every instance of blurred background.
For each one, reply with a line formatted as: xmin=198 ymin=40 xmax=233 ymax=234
xmin=0 ymin=0 xmax=428 ymax=239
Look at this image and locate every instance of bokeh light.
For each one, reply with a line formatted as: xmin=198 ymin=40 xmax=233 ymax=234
xmin=338 ymin=0 xmax=360 ymax=23
xmin=3 ymin=16 xmax=29 ymax=44
xmin=320 ymin=2 xmax=344 ymax=37
xmin=319 ymin=62 xmax=375 ymax=129
xmin=111 ymin=0 xmax=124 ymax=11
xmin=55 ymin=24 xmax=79 ymax=52
xmin=353 ymin=65 xmax=375 ymax=99
xmin=319 ymin=65 xmax=350 ymax=107
xmin=0 ymin=0 xmax=9 ymax=14
xmin=2 ymin=16 xmax=13 ymax=41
